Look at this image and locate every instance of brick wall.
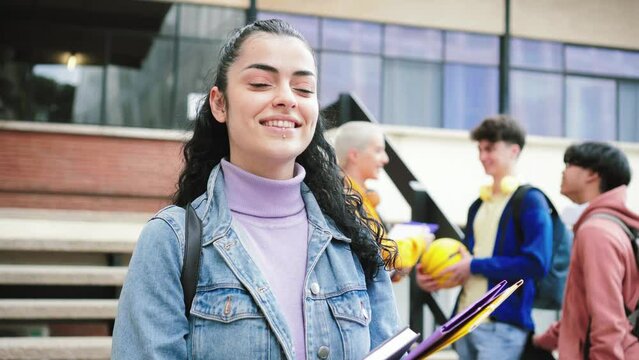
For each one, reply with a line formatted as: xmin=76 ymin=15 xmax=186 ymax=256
xmin=0 ymin=123 xmax=185 ymax=212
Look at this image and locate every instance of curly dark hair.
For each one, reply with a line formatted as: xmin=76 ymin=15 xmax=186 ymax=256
xmin=470 ymin=114 xmax=526 ymax=150
xmin=564 ymin=141 xmax=631 ymax=193
xmin=172 ymin=19 xmax=396 ymax=279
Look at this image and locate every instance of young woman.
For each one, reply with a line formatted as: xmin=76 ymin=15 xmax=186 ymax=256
xmin=112 ymin=19 xmax=399 ymax=360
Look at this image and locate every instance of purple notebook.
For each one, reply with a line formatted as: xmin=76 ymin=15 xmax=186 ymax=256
xmin=405 ymin=280 xmax=509 ymax=360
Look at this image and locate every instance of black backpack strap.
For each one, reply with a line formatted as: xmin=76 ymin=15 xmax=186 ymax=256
xmin=497 ymin=185 xmax=532 ymax=254
xmin=181 ymin=202 xmax=202 ymax=318
xmin=589 ymin=212 xmax=639 ymax=337
xmin=510 ymin=185 xmax=532 ymax=243
xmin=511 ymin=185 xmax=558 ymax=245
xmin=465 ymin=198 xmax=483 ymax=248
xmin=589 ymin=214 xmax=639 ymax=279
xmin=589 ymin=213 xmax=639 ymax=269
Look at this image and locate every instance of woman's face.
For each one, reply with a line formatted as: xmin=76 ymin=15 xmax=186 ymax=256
xmin=210 ymin=33 xmax=319 ymax=179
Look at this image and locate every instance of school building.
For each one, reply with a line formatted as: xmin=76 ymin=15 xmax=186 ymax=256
xmin=0 ymin=0 xmax=638 ymax=358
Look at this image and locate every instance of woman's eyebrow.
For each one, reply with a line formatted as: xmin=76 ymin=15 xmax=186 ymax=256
xmin=244 ymin=63 xmax=316 ymax=77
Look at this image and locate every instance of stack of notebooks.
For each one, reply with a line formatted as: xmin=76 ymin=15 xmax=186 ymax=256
xmin=365 ymin=279 xmax=524 ymax=360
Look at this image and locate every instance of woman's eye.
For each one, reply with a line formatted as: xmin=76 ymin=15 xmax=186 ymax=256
xmin=295 ymin=88 xmax=315 ymax=95
xmin=249 ymin=83 xmax=270 ymax=88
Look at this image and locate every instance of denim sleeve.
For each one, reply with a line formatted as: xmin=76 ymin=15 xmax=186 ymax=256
xmin=471 ymin=189 xmax=553 ymax=280
xmin=112 ymin=218 xmax=189 ymax=359
xmin=367 ymin=267 xmax=401 ymax=349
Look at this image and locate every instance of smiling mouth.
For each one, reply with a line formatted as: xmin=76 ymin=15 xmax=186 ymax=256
xmin=260 ymin=120 xmax=299 ymax=129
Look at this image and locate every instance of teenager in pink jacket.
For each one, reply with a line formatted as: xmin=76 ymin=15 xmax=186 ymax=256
xmin=534 ymin=142 xmax=639 ymax=359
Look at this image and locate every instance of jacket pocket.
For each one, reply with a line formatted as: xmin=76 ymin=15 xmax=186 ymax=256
xmin=190 ymin=286 xmax=278 ymax=360
xmin=191 ymin=286 xmax=264 ymax=322
xmin=327 ymin=289 xmax=371 ymax=359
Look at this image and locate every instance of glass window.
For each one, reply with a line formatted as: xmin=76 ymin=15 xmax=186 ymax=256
xmin=321 ymin=19 xmax=382 ymax=54
xmin=158 ymin=5 xmax=178 ymax=36
xmin=566 ymin=46 xmax=639 ymax=78
xmin=444 ymin=32 xmax=499 ymax=66
xmin=382 ymin=59 xmax=442 ymax=127
xmin=258 ymin=11 xmax=320 ymax=49
xmin=510 ymin=38 xmax=563 ymax=71
xmin=320 ymin=52 xmax=382 ymax=119
xmin=0 ymin=1 xmax=251 ymax=130
xmin=566 ymin=76 xmax=616 ymax=141
xmin=0 ymin=17 xmax=106 ymax=124
xmin=619 ymin=82 xmax=639 ymax=142
xmin=510 ymin=70 xmax=563 ymax=137
xmin=174 ymin=38 xmax=224 ymax=128
xmin=443 ymin=64 xmax=498 ymax=130
xmin=384 ymin=25 xmax=443 ymax=61
xmin=26 ymin=63 xmax=103 ymax=124
xmin=179 ymin=4 xmax=245 ymax=39
xmin=105 ymin=33 xmax=176 ymax=128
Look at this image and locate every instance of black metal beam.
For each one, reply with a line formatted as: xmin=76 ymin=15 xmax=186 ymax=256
xmin=499 ymin=0 xmax=512 ymax=114
xmin=247 ymin=0 xmax=257 ymax=23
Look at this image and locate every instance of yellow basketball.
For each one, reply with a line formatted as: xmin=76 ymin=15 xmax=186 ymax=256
xmin=394 ymin=235 xmax=428 ymax=268
xmin=420 ymin=238 xmax=465 ymax=284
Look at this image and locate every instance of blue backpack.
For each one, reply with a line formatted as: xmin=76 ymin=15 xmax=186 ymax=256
xmin=511 ymin=185 xmax=573 ymax=310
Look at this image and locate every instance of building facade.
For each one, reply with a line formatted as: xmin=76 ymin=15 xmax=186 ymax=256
xmin=1 ymin=0 xmax=638 ymax=215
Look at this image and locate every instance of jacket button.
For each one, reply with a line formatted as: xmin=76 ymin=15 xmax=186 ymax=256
xmin=317 ymin=346 xmax=330 ymax=359
xmin=310 ymin=282 xmax=320 ymax=295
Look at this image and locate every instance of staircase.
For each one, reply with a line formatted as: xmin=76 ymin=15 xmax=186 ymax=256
xmin=0 ymin=208 xmax=459 ymax=360
xmin=0 ymin=208 xmax=143 ymax=359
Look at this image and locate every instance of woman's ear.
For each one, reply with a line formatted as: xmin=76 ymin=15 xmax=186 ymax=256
xmin=209 ymin=86 xmax=226 ymax=123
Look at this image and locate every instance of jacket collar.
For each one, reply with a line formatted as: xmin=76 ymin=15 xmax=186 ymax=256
xmin=197 ymin=164 xmax=350 ymax=245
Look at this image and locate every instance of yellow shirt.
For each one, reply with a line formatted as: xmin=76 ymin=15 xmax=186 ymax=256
xmin=346 ymin=176 xmax=382 ymax=223
xmin=346 ymin=176 xmax=425 ymax=269
xmin=458 ymin=192 xmax=511 ymax=311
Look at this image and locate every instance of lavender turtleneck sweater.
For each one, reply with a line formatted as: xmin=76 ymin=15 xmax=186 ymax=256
xmin=220 ymin=159 xmax=309 ymax=359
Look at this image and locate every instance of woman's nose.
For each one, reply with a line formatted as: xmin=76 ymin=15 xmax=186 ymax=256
xmin=272 ymin=85 xmax=297 ymax=110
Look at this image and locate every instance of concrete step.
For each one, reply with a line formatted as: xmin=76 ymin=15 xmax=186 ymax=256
xmin=0 ymin=336 xmax=111 ymax=359
xmin=0 ymin=237 xmax=136 ymax=254
xmin=0 ymin=251 xmax=122 ymax=266
xmin=0 ymin=265 xmax=127 ymax=286
xmin=0 ymin=208 xmax=145 ymax=254
xmin=0 ymin=237 xmax=136 ymax=253
xmin=0 ymin=299 xmax=118 ymax=320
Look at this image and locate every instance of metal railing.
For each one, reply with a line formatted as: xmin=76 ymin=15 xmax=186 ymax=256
xmin=323 ymin=93 xmax=465 ymax=336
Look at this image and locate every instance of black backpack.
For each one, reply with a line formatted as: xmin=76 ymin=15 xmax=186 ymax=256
xmin=470 ymin=185 xmax=573 ymax=310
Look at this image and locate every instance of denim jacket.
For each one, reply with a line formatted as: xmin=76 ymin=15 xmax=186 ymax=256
xmin=112 ymin=165 xmax=400 ymax=359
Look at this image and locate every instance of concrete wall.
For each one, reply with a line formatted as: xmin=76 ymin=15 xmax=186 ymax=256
xmin=512 ymin=0 xmax=639 ymax=50
xmin=186 ymin=0 xmax=639 ymax=50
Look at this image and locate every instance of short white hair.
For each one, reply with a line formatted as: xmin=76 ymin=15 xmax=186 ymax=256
xmin=333 ymin=121 xmax=384 ymax=167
